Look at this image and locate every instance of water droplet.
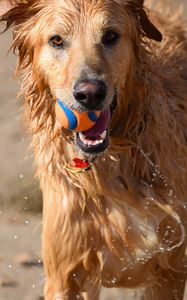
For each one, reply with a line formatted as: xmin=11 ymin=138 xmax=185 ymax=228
xmin=168 ymin=189 xmax=173 ymax=197
xmin=14 ymin=235 xmax=18 ymax=240
xmin=111 ymin=277 xmax=117 ymax=284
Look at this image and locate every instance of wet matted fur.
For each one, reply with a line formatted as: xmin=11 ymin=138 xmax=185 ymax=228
xmin=1 ymin=0 xmax=187 ymax=299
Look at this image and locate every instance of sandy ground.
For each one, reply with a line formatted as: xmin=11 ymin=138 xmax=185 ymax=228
xmin=0 ymin=211 xmax=43 ymax=300
xmin=0 ymin=2 xmax=187 ymax=300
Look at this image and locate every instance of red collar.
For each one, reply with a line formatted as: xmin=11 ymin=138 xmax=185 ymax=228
xmin=65 ymin=158 xmax=91 ymax=174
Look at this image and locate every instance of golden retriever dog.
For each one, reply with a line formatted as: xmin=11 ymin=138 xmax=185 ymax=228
xmin=1 ymin=0 xmax=187 ymax=299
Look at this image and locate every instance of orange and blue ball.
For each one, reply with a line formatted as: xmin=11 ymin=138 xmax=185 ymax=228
xmin=55 ymin=99 xmax=101 ymax=132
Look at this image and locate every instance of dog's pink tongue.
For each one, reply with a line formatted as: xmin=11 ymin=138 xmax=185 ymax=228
xmin=84 ymin=107 xmax=110 ymax=137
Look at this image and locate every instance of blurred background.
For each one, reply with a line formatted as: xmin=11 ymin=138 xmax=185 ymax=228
xmin=0 ymin=1 xmax=186 ymax=299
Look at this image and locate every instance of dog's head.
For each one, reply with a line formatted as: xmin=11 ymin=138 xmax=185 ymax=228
xmin=0 ymin=0 xmax=162 ymax=157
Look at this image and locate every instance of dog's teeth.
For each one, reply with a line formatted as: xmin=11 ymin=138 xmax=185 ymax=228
xmin=79 ymin=132 xmax=86 ymax=141
xmin=100 ymin=130 xmax=107 ymax=140
xmin=80 ymin=135 xmax=105 ymax=147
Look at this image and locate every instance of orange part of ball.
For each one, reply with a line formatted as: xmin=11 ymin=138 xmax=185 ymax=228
xmin=55 ymin=102 xmax=101 ymax=132
xmin=74 ymin=110 xmax=100 ymax=132
xmin=55 ymin=103 xmax=69 ymax=129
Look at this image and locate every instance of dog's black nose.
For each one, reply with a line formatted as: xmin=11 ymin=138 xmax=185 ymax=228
xmin=73 ymin=80 xmax=107 ymax=110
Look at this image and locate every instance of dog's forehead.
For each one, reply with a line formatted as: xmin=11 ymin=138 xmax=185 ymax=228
xmin=53 ymin=0 xmax=126 ymax=10
xmin=55 ymin=0 xmax=120 ymax=4
xmin=43 ymin=0 xmax=128 ymax=26
xmin=56 ymin=0 xmax=142 ymax=7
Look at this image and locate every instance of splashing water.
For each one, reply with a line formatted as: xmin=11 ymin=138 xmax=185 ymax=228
xmin=135 ymin=146 xmax=186 ymax=253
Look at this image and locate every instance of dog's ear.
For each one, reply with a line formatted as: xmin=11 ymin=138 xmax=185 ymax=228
xmin=0 ymin=0 xmax=39 ymax=33
xmin=0 ymin=0 xmax=21 ymax=29
xmin=138 ymin=8 xmax=162 ymax=42
xmin=130 ymin=0 xmax=162 ymax=42
xmin=0 ymin=0 xmax=39 ymax=70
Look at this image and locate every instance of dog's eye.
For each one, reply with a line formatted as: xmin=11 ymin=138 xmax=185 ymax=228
xmin=49 ymin=35 xmax=64 ymax=48
xmin=102 ymin=30 xmax=120 ymax=47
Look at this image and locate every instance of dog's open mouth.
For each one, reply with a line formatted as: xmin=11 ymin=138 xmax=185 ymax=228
xmin=76 ymin=107 xmax=110 ymax=154
xmin=76 ymin=95 xmax=117 ymax=154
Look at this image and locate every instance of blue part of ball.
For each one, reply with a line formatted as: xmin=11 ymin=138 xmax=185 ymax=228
xmin=88 ymin=112 xmax=98 ymax=122
xmin=57 ymin=99 xmax=77 ymax=130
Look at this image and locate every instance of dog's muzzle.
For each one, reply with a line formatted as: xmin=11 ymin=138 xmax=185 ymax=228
xmin=76 ymin=92 xmax=117 ymax=156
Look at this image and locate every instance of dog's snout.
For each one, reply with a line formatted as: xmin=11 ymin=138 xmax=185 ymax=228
xmin=73 ymin=80 xmax=107 ymax=110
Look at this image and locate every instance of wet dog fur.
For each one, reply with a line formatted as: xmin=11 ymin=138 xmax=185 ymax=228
xmin=1 ymin=0 xmax=187 ymax=299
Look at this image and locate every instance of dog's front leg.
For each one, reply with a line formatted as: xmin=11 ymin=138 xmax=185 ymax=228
xmin=43 ymin=248 xmax=85 ymax=300
xmin=42 ymin=224 xmax=84 ymax=300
